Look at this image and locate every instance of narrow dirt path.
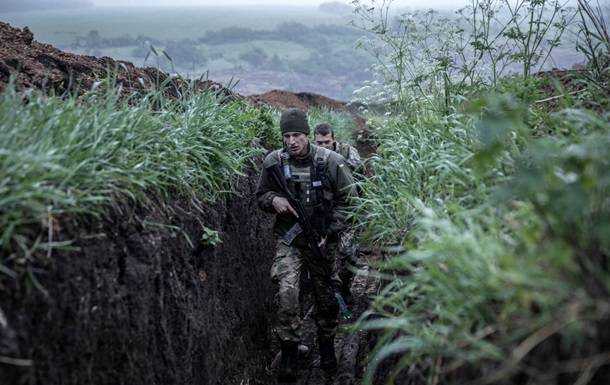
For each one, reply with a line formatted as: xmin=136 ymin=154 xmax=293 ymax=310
xmin=267 ymin=252 xmax=380 ymax=385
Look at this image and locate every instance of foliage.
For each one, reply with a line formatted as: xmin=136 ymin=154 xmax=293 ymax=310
xmin=355 ymin=84 xmax=609 ymax=384
xmin=351 ymin=0 xmax=576 ymax=106
xmin=239 ymin=47 xmax=269 ymax=68
xmin=576 ymin=0 xmax=610 ymax=86
xmin=352 ymin=1 xmax=609 ymax=384
xmin=0 ymin=81 xmax=276 ymax=278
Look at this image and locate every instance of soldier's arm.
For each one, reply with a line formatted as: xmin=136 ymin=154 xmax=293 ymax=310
xmin=327 ymin=154 xmax=357 ymax=237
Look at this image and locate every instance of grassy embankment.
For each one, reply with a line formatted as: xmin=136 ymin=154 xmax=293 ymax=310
xmin=358 ymin=77 xmax=609 ymax=384
xmin=0 ymin=81 xmax=279 ymax=280
xmin=351 ymin=0 xmax=610 ymax=383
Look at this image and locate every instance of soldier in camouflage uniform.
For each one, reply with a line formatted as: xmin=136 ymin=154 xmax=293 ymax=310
xmin=256 ymin=109 xmax=356 ymax=383
xmin=314 ymin=123 xmax=363 ymax=305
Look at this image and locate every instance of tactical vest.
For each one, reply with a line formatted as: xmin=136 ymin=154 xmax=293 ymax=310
xmin=279 ymin=146 xmax=333 ymax=232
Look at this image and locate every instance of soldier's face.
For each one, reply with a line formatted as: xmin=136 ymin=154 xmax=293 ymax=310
xmin=283 ymin=132 xmax=309 ymax=157
xmin=315 ymin=133 xmax=335 ymax=150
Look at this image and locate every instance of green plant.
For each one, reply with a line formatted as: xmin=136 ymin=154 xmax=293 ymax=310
xmin=0 ymin=80 xmax=274 ymax=279
xmin=502 ymin=0 xmax=573 ymax=80
xmin=201 ymin=226 xmax=222 ymax=246
xmin=576 ymin=0 xmax=610 ymax=86
xmin=350 ymin=0 xmax=575 ymax=107
xmin=355 ymin=90 xmax=609 ymax=384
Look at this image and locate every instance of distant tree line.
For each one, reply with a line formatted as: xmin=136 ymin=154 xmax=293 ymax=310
xmin=71 ymin=30 xmax=162 ymax=50
xmin=70 ymin=21 xmax=372 ymax=85
xmin=199 ymin=22 xmax=360 ymax=46
xmin=72 ymin=22 xmax=360 ymax=51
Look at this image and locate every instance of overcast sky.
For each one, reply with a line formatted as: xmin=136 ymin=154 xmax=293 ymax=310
xmin=91 ymin=0 xmax=467 ymax=8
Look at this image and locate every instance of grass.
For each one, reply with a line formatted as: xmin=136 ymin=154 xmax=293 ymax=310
xmin=307 ymin=107 xmax=357 ymax=145
xmin=0 ymin=80 xmax=277 ymax=277
xmin=354 ymin=71 xmax=610 ymax=383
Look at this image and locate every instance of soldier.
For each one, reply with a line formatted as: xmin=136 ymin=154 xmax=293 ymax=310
xmin=314 ymin=123 xmax=362 ymax=305
xmin=313 ymin=123 xmax=362 ymax=173
xmin=256 ymin=109 xmax=355 ymax=383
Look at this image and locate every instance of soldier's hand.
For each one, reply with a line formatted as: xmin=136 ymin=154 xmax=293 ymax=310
xmin=272 ymin=197 xmax=299 ymax=218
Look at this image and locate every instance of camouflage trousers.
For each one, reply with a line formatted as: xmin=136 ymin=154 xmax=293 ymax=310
xmin=332 ymin=229 xmax=358 ymax=296
xmin=270 ymin=240 xmax=339 ymax=343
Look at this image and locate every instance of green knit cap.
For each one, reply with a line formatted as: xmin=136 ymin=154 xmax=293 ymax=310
xmin=280 ymin=108 xmax=310 ymax=135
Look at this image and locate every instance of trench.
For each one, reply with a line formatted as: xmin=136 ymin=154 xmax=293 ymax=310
xmin=1 ymin=165 xmax=276 ymax=385
xmin=0 ymin=154 xmax=379 ymax=385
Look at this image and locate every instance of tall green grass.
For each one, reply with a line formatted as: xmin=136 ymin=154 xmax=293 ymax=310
xmin=355 ymin=76 xmax=610 ymax=383
xmin=307 ymin=107 xmax=358 ymax=145
xmin=0 ymin=83 xmax=276 ymax=277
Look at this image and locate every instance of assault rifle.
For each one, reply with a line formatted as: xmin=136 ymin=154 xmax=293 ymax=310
xmin=267 ymin=162 xmax=328 ymax=269
xmin=266 ymin=161 xmax=352 ymax=320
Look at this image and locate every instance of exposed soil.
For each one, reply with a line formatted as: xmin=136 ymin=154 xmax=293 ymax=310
xmin=0 ymin=166 xmax=277 ymax=385
xmin=247 ymin=90 xmax=347 ymax=111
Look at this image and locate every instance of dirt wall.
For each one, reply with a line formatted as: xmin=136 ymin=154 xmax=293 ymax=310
xmin=0 ymin=167 xmax=275 ymax=385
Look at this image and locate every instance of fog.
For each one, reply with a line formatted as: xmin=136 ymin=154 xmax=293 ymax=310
xmin=91 ymin=0 xmax=467 ymax=9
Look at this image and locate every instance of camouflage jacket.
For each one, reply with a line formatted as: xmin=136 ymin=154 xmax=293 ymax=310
xmin=334 ymin=142 xmax=362 ymax=173
xmin=256 ymin=143 xmax=356 ymax=240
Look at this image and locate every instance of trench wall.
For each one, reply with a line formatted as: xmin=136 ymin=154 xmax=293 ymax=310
xmin=0 ymin=167 xmax=275 ymax=385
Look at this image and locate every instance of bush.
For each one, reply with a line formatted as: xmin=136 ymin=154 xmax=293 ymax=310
xmin=239 ymin=47 xmax=269 ymax=68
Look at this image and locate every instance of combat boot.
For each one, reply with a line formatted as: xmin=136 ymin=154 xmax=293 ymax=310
xmin=318 ymin=335 xmax=337 ymax=378
xmin=277 ymin=341 xmax=298 ymax=383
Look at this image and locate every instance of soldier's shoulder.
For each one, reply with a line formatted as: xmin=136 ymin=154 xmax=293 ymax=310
xmin=343 ymin=142 xmax=360 ymax=156
xmin=325 ymin=148 xmax=350 ymax=172
xmin=262 ymin=149 xmax=282 ymax=167
xmin=328 ymin=150 xmax=347 ymax=165
xmin=313 ymin=144 xmax=344 ymax=164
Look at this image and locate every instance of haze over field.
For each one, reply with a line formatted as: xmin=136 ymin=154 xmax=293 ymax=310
xmin=90 ymin=0 xmax=467 ymax=8
xmin=0 ymin=0 xmax=590 ymax=99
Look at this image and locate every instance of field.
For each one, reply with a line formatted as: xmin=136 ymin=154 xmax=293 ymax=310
xmin=0 ymin=6 xmax=365 ymax=99
xmin=0 ymin=6 xmax=344 ymax=46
